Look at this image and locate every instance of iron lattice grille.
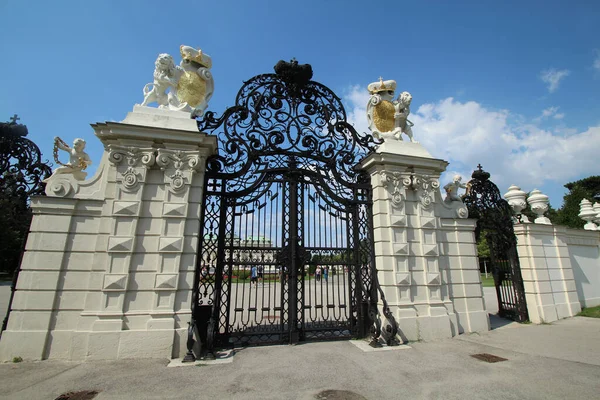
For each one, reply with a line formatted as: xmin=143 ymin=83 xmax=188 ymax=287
xmin=1 ymin=117 xmax=52 ymax=333
xmin=463 ymin=165 xmax=529 ymax=322
xmin=187 ymin=60 xmax=385 ymax=357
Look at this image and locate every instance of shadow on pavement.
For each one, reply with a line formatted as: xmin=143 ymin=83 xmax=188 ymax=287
xmin=489 ymin=313 xmax=519 ymax=330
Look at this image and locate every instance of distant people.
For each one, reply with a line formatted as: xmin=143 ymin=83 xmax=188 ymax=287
xmin=258 ymin=265 xmax=264 ymax=284
xmin=316 ymin=266 xmax=322 ymax=281
xmin=251 ymin=265 xmax=258 ymax=286
xmin=323 ymin=266 xmax=329 ymax=283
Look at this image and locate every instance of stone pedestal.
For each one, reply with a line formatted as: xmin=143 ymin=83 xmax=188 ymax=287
xmin=0 ymin=106 xmax=216 ymax=361
xmin=361 ymin=142 xmax=489 ymax=341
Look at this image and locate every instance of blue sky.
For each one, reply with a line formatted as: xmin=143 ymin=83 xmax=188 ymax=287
xmin=1 ymin=0 xmax=599 ymax=207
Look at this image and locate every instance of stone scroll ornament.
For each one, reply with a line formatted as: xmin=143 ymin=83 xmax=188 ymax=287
xmin=43 ymin=136 xmax=92 ymax=182
xmin=366 ymin=77 xmax=416 ymax=142
xmin=140 ymin=45 xmax=214 ymax=118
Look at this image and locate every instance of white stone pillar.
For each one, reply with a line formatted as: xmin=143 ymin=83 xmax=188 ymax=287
xmin=0 ymin=106 xmax=216 ymax=361
xmin=361 ymin=141 xmax=489 ymax=341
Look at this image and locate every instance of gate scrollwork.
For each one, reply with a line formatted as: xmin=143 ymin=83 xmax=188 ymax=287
xmin=463 ymin=164 xmax=528 ymax=322
xmin=185 ymin=60 xmax=392 ymax=360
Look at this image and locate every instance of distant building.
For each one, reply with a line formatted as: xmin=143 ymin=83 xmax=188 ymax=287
xmin=201 ymin=234 xmax=275 ymax=270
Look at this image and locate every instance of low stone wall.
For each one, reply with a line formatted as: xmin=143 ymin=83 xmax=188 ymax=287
xmin=566 ymin=229 xmax=600 ymax=307
xmin=514 ymin=224 xmax=600 ymax=323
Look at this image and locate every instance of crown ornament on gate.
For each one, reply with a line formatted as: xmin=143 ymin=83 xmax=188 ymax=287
xmin=273 ymin=58 xmax=313 ymax=95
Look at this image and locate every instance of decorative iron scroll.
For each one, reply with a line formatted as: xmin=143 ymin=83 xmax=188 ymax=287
xmin=184 ymin=60 xmax=393 ymax=361
xmin=197 ymin=59 xmax=381 ymax=199
xmin=0 ymin=116 xmax=51 ymax=198
xmin=463 ymin=164 xmax=528 ymax=322
xmin=1 ymin=115 xmax=52 ymax=334
xmin=463 ymin=164 xmax=516 ymax=253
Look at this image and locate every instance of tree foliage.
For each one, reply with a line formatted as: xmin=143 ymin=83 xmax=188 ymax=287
xmin=553 ymin=176 xmax=600 ymax=229
xmin=476 ymin=234 xmax=490 ymax=259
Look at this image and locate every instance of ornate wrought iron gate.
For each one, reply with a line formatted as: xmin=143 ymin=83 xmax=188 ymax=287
xmin=463 ymin=165 xmax=529 ymax=322
xmin=185 ymin=60 xmax=394 ymax=359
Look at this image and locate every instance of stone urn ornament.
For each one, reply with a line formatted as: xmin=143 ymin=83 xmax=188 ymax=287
xmin=527 ymin=189 xmax=551 ymax=225
xmin=579 ymin=199 xmax=598 ymax=230
xmin=504 ymin=184 xmax=529 ymax=223
xmin=593 ymin=202 xmax=600 ymax=230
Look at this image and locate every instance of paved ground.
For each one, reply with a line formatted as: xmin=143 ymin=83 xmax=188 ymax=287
xmin=2 ymin=285 xmax=600 ymax=399
xmin=1 ymin=317 xmax=599 ymax=400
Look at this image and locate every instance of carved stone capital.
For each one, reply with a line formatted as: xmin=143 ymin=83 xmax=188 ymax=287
xmin=108 ymin=145 xmax=156 ymax=168
xmin=108 ymin=145 xmax=156 ymax=192
xmin=380 ymin=170 xmax=412 ymax=208
xmin=156 ymin=149 xmax=205 ymax=193
xmin=412 ymin=174 xmax=440 ymax=209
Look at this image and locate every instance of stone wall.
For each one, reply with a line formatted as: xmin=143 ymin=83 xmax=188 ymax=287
xmin=567 ymin=230 xmax=600 ymax=307
xmin=0 ymin=107 xmax=216 ymax=361
xmin=513 ymin=224 xmax=596 ymax=323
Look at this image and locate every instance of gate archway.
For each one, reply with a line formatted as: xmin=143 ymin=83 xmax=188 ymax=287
xmin=463 ymin=165 xmax=529 ymax=322
xmin=185 ymin=60 xmax=393 ymax=359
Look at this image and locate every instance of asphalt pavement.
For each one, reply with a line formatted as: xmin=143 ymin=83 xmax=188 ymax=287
xmin=1 ymin=284 xmax=599 ymax=399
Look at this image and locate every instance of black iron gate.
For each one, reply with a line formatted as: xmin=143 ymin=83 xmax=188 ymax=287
xmin=463 ymin=165 xmax=528 ymax=322
xmin=184 ymin=60 xmax=396 ymax=360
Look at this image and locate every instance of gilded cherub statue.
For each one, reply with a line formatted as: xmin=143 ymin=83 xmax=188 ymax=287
xmin=140 ymin=45 xmax=214 ymax=118
xmin=366 ymin=78 xmax=416 ymax=142
xmin=43 ymin=137 xmax=92 ymax=182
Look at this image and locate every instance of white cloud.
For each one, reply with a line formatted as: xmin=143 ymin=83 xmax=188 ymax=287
xmin=533 ymin=106 xmax=564 ymax=122
xmin=343 ymin=88 xmax=600 ymax=198
xmin=540 ymin=69 xmax=570 ymax=93
xmin=541 ymin=106 xmax=559 ymax=118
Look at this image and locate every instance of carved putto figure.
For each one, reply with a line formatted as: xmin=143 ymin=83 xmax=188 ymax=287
xmin=140 ymin=45 xmax=214 ymax=117
xmin=366 ymin=78 xmax=416 ymax=142
xmin=44 ymin=137 xmax=92 ymax=182
xmin=443 ymin=174 xmax=467 ymax=203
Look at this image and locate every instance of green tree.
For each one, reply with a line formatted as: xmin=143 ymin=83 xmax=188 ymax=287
xmin=553 ymin=176 xmax=600 ymax=229
xmin=476 ymin=234 xmax=490 ymax=259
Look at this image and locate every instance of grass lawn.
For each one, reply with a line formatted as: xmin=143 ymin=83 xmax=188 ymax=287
xmin=578 ymin=306 xmax=600 ymax=318
xmin=480 ymin=274 xmax=495 ymax=287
